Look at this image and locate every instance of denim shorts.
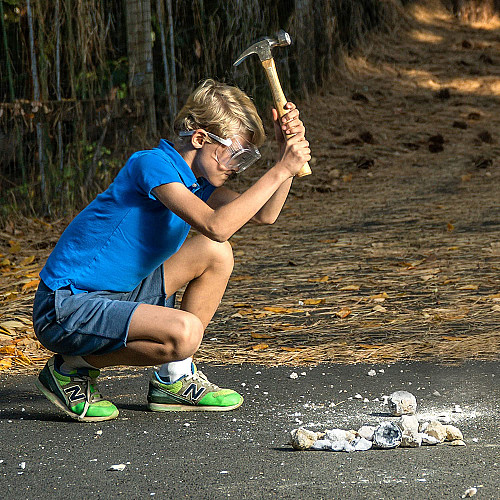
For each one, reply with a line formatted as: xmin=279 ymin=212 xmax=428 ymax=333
xmin=32 ymin=265 xmax=175 ymax=356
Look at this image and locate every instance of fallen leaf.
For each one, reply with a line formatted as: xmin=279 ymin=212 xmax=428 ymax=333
xmin=232 ymin=303 xmax=252 ymax=308
xmin=20 ymin=255 xmax=35 ymax=266
xmin=303 ymin=298 xmax=325 ymax=305
xmin=272 ymin=323 xmax=302 ymax=331
xmin=458 ymin=284 xmax=478 ymax=290
xmin=421 ymin=274 xmax=436 ymax=282
xmin=1 ymin=258 xmax=11 ymax=267
xmin=262 ymin=306 xmax=303 ymax=314
xmin=488 ymin=293 xmax=500 ymax=299
xmin=492 ymin=305 xmax=500 ymax=312
xmin=251 ymin=333 xmax=275 ymax=339
xmin=373 ymin=305 xmax=387 ymax=313
xmin=370 ymin=292 xmax=389 ymax=301
xmin=22 ymin=279 xmax=40 ymax=292
xmin=335 ymin=307 xmax=352 ymax=318
xmin=14 ymin=352 xmax=33 ymax=366
xmin=237 ymin=308 xmax=254 ymax=316
xmin=441 ymin=336 xmax=467 ymax=341
xmin=0 ymin=345 xmax=18 ymax=355
xmin=318 ymin=239 xmax=338 ymax=243
xmin=447 ymin=222 xmax=455 ymax=232
xmin=252 ymin=343 xmax=269 ymax=351
xmin=308 ymin=276 xmax=329 ymax=283
xmin=0 ymin=321 xmax=26 ymax=335
xmin=0 ymin=358 xmax=12 ymax=370
xmin=9 ymin=240 xmax=21 ymax=254
xmin=358 ymin=344 xmax=383 ymax=349
xmin=280 ymin=346 xmax=305 ymax=352
xmin=340 ymin=285 xmax=360 ymax=291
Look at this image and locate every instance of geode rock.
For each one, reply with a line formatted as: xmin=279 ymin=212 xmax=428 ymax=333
xmin=311 ymin=439 xmax=335 ymax=451
xmin=324 ymin=429 xmax=356 ymax=443
xmin=353 ymin=437 xmax=373 ymax=451
xmin=397 ymin=415 xmax=419 ymax=436
xmin=311 ymin=436 xmax=373 ymax=452
xmin=420 ymin=432 xmax=441 ymax=445
xmin=290 ymin=427 xmax=323 ymax=450
xmin=357 ymin=425 xmax=377 ymax=441
xmin=425 ymin=420 xmax=447 ymax=443
xmin=373 ymin=421 xmax=403 ymax=448
xmin=444 ymin=424 xmax=463 ymax=441
xmin=401 ymin=432 xmax=422 ymax=448
xmin=388 ymin=391 xmax=417 ymax=416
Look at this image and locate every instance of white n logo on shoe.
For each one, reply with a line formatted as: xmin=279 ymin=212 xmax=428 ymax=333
xmin=64 ymin=385 xmax=86 ymax=403
xmin=182 ymin=383 xmax=205 ymax=401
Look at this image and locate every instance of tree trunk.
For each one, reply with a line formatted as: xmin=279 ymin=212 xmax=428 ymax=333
xmin=126 ymin=0 xmax=157 ymax=139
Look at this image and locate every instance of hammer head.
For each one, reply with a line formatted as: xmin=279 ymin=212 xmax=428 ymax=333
xmin=233 ymin=30 xmax=291 ymax=66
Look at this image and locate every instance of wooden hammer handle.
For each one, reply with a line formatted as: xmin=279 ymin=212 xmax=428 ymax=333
xmin=261 ymin=58 xmax=311 ymax=178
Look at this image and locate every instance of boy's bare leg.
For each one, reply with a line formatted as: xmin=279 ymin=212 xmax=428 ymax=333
xmin=85 ymin=235 xmax=234 ymax=369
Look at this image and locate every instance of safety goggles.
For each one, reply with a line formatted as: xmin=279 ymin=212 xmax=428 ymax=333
xmin=179 ymin=130 xmax=261 ymax=173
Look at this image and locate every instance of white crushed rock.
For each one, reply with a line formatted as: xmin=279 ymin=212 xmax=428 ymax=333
xmin=388 ymin=391 xmax=417 ymax=416
xmin=357 ymin=425 xmax=376 ymax=441
xmin=444 ymin=424 xmax=463 ymax=441
xmin=425 ymin=420 xmax=447 ymax=442
xmin=289 ymin=390 xmax=469 ymax=452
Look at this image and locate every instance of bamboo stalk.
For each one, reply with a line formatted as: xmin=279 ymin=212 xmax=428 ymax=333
xmin=0 ymin=0 xmax=26 ymax=185
xmin=27 ymin=0 xmax=48 ymax=212
xmin=156 ymin=0 xmax=173 ymax=128
xmin=166 ymin=0 xmax=177 ymax=119
xmin=55 ymin=0 xmax=64 ymax=209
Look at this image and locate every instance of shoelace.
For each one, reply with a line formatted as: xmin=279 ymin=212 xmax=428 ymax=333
xmin=72 ymin=375 xmax=104 ymax=418
xmin=189 ymin=371 xmax=220 ymax=392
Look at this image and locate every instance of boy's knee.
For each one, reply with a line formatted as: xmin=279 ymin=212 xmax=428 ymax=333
xmin=208 ymin=239 xmax=234 ymax=271
xmin=199 ymin=238 xmax=234 ymax=273
xmin=170 ymin=313 xmax=204 ymax=360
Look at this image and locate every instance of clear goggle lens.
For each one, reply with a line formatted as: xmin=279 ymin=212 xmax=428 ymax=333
xmin=214 ymin=136 xmax=261 ymax=173
xmin=179 ymin=130 xmax=261 ymax=173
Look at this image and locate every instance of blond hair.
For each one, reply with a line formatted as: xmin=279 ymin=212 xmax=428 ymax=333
xmin=174 ymin=79 xmax=265 ymax=147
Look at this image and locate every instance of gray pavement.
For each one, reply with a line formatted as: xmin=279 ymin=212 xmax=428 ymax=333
xmin=0 ymin=361 xmax=498 ymax=499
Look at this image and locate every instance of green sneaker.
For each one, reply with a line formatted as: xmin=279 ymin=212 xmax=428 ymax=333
xmin=35 ymin=355 xmax=119 ymax=422
xmin=147 ymin=365 xmax=243 ymax=412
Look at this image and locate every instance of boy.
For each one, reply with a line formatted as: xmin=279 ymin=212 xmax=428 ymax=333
xmin=33 ymin=79 xmax=310 ymax=422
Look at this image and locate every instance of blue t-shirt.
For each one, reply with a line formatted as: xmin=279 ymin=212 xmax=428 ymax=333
xmin=40 ymin=140 xmax=216 ymax=293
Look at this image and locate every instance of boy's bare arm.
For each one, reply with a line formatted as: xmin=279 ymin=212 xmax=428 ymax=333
xmin=206 ymin=103 xmax=304 ymax=224
xmin=207 ymin=178 xmax=292 ymax=225
xmin=153 ymin=161 xmax=293 ymax=242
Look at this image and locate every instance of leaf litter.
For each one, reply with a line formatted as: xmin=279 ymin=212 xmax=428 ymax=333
xmin=1 ymin=2 xmax=499 ymax=371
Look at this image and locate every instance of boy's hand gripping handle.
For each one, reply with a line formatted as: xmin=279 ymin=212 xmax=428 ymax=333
xmin=261 ymin=58 xmax=312 ymax=178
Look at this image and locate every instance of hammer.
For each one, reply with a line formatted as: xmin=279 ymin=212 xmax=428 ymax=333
xmin=233 ymin=30 xmax=312 ymax=177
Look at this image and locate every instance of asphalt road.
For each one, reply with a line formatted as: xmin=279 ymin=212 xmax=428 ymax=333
xmin=0 ymin=361 xmax=498 ymax=499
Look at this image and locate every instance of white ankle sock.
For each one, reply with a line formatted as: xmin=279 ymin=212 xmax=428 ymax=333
xmin=58 ymin=355 xmax=97 ymax=375
xmin=158 ymin=357 xmax=193 ymax=383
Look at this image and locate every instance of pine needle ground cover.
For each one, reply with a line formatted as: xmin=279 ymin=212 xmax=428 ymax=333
xmin=0 ymin=2 xmax=499 ymax=371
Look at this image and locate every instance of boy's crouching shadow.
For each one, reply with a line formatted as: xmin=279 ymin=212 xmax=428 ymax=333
xmin=0 ymin=388 xmax=71 ymax=422
xmin=114 ymin=402 xmax=146 ymax=412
